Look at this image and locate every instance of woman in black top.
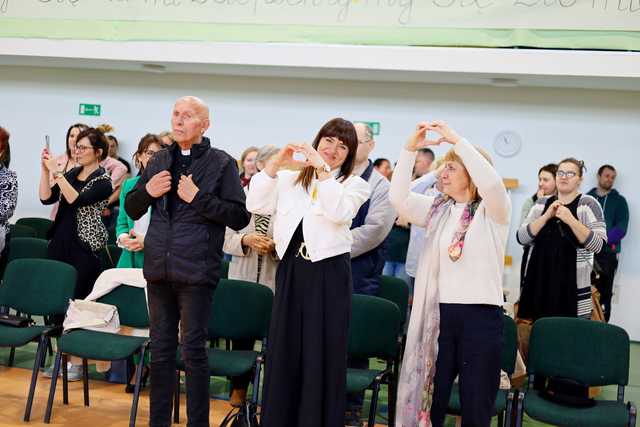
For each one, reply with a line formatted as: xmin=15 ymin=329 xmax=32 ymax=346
xmin=40 ymin=127 xmax=113 ymax=299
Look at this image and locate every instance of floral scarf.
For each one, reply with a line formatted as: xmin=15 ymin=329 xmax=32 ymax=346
xmin=397 ymin=194 xmax=479 ymax=427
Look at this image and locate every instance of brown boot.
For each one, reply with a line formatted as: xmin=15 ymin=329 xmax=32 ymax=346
xmin=229 ymin=388 xmax=247 ymax=407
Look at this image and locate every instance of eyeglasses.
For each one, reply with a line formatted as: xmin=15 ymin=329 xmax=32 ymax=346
xmin=144 ymin=150 xmax=159 ymax=157
xmin=557 ymin=170 xmax=578 ymax=179
xmin=75 ymin=145 xmax=93 ymax=153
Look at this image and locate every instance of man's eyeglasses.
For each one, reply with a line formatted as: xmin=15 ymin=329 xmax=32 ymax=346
xmin=557 ymin=170 xmax=577 ymax=179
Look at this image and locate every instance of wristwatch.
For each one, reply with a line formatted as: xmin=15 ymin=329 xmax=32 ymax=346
xmin=315 ymin=163 xmax=331 ymax=174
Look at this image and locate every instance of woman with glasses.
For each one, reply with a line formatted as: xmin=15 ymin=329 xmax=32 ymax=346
xmin=518 ymin=158 xmax=606 ymax=321
xmin=40 ymin=127 xmax=112 ymax=299
xmin=40 ymin=127 xmax=113 ymax=381
xmin=115 ymin=134 xmax=164 ymax=269
xmin=49 ymin=123 xmax=88 ymax=219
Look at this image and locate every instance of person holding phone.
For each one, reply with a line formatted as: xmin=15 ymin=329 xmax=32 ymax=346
xmin=246 ymin=118 xmax=370 ymax=427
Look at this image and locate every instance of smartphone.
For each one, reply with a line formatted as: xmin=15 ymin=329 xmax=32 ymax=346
xmin=45 ymin=135 xmax=50 ymax=152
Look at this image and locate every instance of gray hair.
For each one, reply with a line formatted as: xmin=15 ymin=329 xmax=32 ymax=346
xmin=256 ymin=144 xmax=280 ymax=165
xmin=355 ymin=122 xmax=374 ymax=144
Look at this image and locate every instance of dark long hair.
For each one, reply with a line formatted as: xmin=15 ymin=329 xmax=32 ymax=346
xmin=295 ymin=118 xmax=358 ymax=192
xmin=532 ymin=163 xmax=558 ymax=201
xmin=65 ymin=123 xmax=89 ymax=157
xmin=133 ymin=133 xmax=163 ymax=172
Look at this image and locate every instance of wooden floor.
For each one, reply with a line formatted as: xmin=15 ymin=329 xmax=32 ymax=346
xmin=0 ymin=365 xmax=387 ymax=427
xmin=0 ymin=365 xmax=243 ymax=427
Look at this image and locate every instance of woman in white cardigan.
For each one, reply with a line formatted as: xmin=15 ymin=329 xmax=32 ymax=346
xmin=390 ymin=121 xmax=511 ymax=427
xmin=246 ymin=118 xmax=370 ymax=427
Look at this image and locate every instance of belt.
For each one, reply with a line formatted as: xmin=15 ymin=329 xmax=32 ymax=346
xmin=296 ymin=242 xmax=311 ymax=261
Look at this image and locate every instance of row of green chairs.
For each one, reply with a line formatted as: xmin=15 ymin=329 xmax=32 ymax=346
xmin=10 ymin=217 xmax=53 ymax=240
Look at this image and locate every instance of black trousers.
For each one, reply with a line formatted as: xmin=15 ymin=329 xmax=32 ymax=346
xmin=430 ymin=304 xmax=503 ymax=427
xmin=592 ymin=251 xmax=619 ymax=322
xmin=260 ymin=238 xmax=352 ymax=427
xmin=147 ymin=282 xmax=213 ymax=427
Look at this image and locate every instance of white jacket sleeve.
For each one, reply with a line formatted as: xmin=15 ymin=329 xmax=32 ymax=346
xmin=454 ymin=139 xmax=511 ymax=225
xmin=389 ymin=149 xmax=436 ymax=228
xmin=245 ymin=170 xmax=278 ymax=215
xmin=315 ymin=175 xmax=371 ymax=225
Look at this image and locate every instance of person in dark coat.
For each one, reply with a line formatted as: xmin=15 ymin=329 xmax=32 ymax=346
xmin=125 ymin=96 xmax=251 ymax=427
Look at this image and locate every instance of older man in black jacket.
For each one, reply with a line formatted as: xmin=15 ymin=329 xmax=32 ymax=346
xmin=125 ymin=96 xmax=250 ymax=427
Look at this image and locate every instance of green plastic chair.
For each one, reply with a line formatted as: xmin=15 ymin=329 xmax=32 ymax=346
xmin=44 ymin=285 xmax=150 ymax=427
xmin=7 ymin=237 xmax=49 ymax=262
xmin=447 ymin=314 xmax=518 ymax=426
xmin=515 ymin=317 xmax=637 ymax=427
xmin=377 ymin=274 xmax=410 ymax=425
xmin=173 ymin=279 xmax=273 ymax=425
xmin=16 ymin=217 xmax=53 ymax=240
xmin=346 ymin=294 xmax=402 ymax=427
xmin=0 ymin=259 xmax=76 ymax=421
xmin=9 ymin=223 xmax=37 ymax=238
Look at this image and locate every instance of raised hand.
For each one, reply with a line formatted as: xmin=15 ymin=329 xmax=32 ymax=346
xmin=428 ymin=120 xmax=462 ymax=145
xmin=405 ymin=122 xmax=442 ymax=152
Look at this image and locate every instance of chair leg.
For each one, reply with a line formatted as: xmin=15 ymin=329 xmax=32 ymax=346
xmin=43 ymin=350 xmax=63 ymax=423
xmin=388 ymin=363 xmax=398 ymax=427
xmin=368 ymin=381 xmax=382 ymax=427
xmin=251 ymin=357 xmax=263 ymax=406
xmin=498 ymin=411 xmax=504 ymax=427
xmin=629 ymin=401 xmax=637 ymax=427
xmin=129 ymin=346 xmax=147 ymax=427
xmin=173 ymin=370 xmax=181 ymax=424
xmin=8 ymin=346 xmax=15 ymax=366
xmin=515 ymin=391 xmax=524 ymax=427
xmin=24 ymin=335 xmax=47 ymax=421
xmin=82 ymin=358 xmax=90 ymax=407
xmin=62 ymin=354 xmax=69 ymax=405
xmin=505 ymin=391 xmax=515 ymax=427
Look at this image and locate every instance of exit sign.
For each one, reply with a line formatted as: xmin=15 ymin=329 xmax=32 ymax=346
xmin=79 ymin=103 xmax=101 ymax=116
xmin=356 ymin=121 xmax=380 ymax=136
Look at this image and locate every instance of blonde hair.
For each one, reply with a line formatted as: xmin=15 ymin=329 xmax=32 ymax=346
xmin=442 ymin=145 xmax=493 ymax=202
xmin=239 ymin=146 xmax=259 ymax=173
xmin=96 ymin=123 xmax=114 ymax=135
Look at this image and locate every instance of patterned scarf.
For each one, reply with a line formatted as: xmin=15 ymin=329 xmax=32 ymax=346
xmin=399 ymin=194 xmax=480 ymax=427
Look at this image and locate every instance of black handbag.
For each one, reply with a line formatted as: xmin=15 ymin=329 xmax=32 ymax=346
xmin=0 ymin=313 xmax=35 ymax=327
xmin=539 ymin=376 xmax=595 ymax=408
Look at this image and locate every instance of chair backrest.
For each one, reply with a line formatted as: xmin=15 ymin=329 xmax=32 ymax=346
xmin=378 ymin=275 xmax=409 ymax=328
xmin=348 ymin=294 xmax=401 ymax=360
xmin=9 ymin=223 xmax=37 ymax=238
xmin=209 ymin=279 xmax=273 ymax=341
xmin=97 ymin=285 xmax=149 ymax=328
xmin=220 ymin=259 xmax=230 ymax=279
xmin=16 ymin=217 xmax=53 ymax=240
xmin=1 ymin=259 xmax=76 ymax=317
xmin=8 ymin=237 xmax=49 ymax=262
xmin=501 ymin=314 xmax=518 ymax=376
xmin=528 ymin=317 xmax=630 ymax=387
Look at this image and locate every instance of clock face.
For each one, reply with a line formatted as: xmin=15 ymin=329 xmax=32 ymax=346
xmin=493 ymin=131 xmax=522 ymax=158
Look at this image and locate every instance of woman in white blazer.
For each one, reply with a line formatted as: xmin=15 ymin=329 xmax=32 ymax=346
xmin=390 ymin=121 xmax=511 ymax=427
xmin=246 ymin=118 xmax=370 ymax=427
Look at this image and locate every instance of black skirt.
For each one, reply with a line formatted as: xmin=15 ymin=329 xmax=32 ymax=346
xmin=260 ymin=223 xmax=352 ymax=427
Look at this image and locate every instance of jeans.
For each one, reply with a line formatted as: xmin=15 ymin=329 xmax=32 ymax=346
xmin=148 ymin=283 xmax=213 ymax=427
xmin=382 ymin=261 xmax=410 ymax=284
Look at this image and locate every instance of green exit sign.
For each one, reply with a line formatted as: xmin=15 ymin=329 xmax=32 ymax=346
xmin=79 ymin=103 xmax=101 ymax=116
xmin=356 ymin=121 xmax=380 ymax=136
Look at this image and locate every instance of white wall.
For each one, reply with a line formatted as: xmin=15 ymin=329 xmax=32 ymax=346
xmin=0 ymin=65 xmax=638 ymax=339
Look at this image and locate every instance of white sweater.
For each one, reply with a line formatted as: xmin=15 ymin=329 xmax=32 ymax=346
xmin=389 ymin=139 xmax=511 ymax=306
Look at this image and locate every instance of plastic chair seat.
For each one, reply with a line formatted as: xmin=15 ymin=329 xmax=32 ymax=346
xmin=176 ymin=346 xmax=258 ymax=377
xmin=0 ymin=324 xmax=48 ymax=347
xmin=59 ymin=330 xmax=148 ymax=361
xmin=524 ymin=390 xmax=631 ymax=427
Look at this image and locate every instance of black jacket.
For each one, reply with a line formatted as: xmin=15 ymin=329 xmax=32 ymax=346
xmin=125 ymin=138 xmax=250 ymax=287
